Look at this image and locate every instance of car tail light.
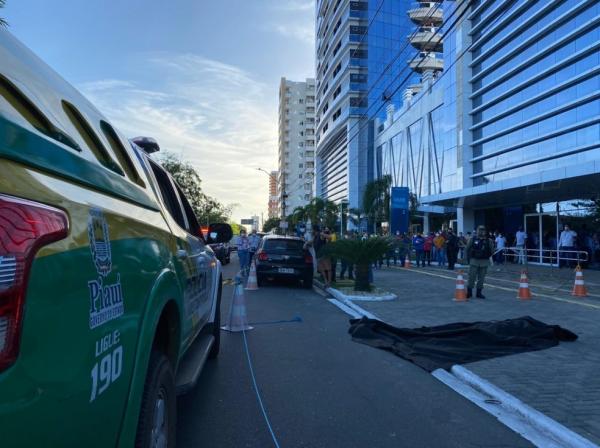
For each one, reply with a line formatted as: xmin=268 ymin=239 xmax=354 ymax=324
xmin=305 ymin=253 xmax=313 ymax=264
xmin=257 ymin=251 xmax=268 ymax=261
xmin=0 ymin=195 xmax=68 ymax=372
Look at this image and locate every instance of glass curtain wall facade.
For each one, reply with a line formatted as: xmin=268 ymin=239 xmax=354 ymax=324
xmin=377 ymin=0 xmax=600 ymax=252
xmin=315 ymin=0 xmax=415 ymax=208
xmin=469 ymin=0 xmax=600 ymax=185
xmin=421 ymin=0 xmax=600 ymax=245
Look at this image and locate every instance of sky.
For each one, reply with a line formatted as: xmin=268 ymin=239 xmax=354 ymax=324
xmin=3 ymin=0 xmax=315 ymax=223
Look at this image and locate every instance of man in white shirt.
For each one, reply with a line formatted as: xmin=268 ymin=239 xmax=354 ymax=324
xmin=494 ymin=233 xmax=507 ymax=264
xmin=558 ymin=224 xmax=577 ymax=268
xmin=515 ymin=226 xmax=527 ymax=265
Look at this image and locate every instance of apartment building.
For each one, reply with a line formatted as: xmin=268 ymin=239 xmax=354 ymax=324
xmin=278 ymin=77 xmax=316 ymax=217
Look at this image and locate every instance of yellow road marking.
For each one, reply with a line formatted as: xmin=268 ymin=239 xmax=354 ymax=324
xmin=390 ymin=266 xmax=600 ymax=310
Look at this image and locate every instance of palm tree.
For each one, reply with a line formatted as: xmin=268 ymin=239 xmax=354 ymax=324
xmin=289 ymin=206 xmax=306 ymax=227
xmin=325 ymin=237 xmax=391 ymax=291
xmin=322 ymin=200 xmax=339 ymax=229
xmin=346 ymin=207 xmax=364 ymax=230
xmin=363 ymin=175 xmax=392 ymax=233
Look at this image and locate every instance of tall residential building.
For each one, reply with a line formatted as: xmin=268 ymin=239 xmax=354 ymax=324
xmin=376 ymin=0 xmax=600 ymax=264
xmin=268 ymin=170 xmax=278 ymax=219
xmin=278 ymin=77 xmax=316 ymax=217
xmin=315 ymin=0 xmax=417 ymax=209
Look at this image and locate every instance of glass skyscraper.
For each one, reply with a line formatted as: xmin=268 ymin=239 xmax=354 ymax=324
xmin=314 ymin=0 xmax=417 ymax=208
xmin=376 ymin=0 xmax=600 ymax=264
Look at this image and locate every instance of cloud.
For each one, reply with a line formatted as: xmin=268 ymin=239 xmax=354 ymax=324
xmin=266 ymin=0 xmax=315 ymax=45
xmin=79 ymin=54 xmax=278 ymax=222
xmin=273 ymin=0 xmax=315 ymax=12
xmin=272 ymin=23 xmax=315 ymax=44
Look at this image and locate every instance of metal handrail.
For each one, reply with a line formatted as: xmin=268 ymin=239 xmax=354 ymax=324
xmin=496 ymin=246 xmax=589 ymax=264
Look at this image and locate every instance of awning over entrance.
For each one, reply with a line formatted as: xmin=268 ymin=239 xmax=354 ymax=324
xmin=420 ymin=171 xmax=600 ymax=209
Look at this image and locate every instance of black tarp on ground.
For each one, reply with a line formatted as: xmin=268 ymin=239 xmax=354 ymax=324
xmin=348 ymin=316 xmax=577 ymax=372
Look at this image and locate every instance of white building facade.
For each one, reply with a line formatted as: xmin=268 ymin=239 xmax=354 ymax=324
xmin=278 ymin=77 xmax=316 ymax=217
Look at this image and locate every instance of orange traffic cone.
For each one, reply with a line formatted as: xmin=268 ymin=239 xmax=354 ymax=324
xmin=245 ymin=261 xmax=259 ymax=291
xmin=517 ymin=270 xmax=532 ymax=300
xmin=222 ymin=276 xmax=253 ymax=332
xmin=453 ymin=270 xmax=468 ymax=302
xmin=404 ymin=257 xmax=411 ymax=269
xmin=572 ymin=266 xmax=587 ymax=297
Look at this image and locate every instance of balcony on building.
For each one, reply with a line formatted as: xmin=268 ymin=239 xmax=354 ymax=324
xmin=409 ymin=27 xmax=443 ymax=52
xmin=408 ymin=2 xmax=443 ymax=25
xmin=409 ymin=52 xmax=444 ymax=73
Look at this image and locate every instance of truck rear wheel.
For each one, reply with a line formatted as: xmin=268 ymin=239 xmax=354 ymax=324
xmin=135 ymin=351 xmax=176 ymax=448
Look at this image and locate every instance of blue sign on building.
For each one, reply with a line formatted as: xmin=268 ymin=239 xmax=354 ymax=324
xmin=390 ymin=187 xmax=409 ymax=235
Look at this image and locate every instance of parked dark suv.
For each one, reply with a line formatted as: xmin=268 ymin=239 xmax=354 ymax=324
xmin=255 ymin=235 xmax=313 ymax=288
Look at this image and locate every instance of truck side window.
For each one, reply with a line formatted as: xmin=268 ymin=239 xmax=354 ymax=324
xmin=0 ymin=75 xmax=79 ymax=151
xmin=149 ymin=160 xmax=187 ymax=230
xmin=174 ymin=183 xmax=204 ymax=240
xmin=62 ymin=101 xmax=123 ymax=175
xmin=100 ymin=121 xmax=146 ymax=188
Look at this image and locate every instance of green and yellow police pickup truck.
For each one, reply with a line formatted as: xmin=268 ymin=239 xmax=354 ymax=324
xmin=0 ymin=29 xmax=231 ymax=447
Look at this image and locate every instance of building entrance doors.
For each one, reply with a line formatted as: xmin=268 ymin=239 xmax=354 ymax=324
xmin=524 ymin=213 xmax=558 ymax=265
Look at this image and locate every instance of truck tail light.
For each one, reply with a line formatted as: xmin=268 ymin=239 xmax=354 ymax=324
xmin=257 ymin=251 xmax=268 ymax=261
xmin=304 ymin=253 xmax=313 ymax=264
xmin=0 ymin=195 xmax=68 ymax=372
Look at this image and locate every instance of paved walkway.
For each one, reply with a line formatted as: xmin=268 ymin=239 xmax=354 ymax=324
xmin=355 ymin=263 xmax=600 ymax=446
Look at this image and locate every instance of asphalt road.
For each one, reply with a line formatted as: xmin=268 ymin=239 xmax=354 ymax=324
xmin=176 ymin=255 xmax=532 ymax=447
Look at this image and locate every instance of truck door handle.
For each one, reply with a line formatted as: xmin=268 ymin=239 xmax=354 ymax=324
xmin=176 ymin=249 xmax=188 ymax=259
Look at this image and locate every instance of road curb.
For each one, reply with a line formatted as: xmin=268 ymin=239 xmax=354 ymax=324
xmin=449 ymin=365 xmax=598 ymax=448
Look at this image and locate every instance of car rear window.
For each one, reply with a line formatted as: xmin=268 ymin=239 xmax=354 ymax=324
xmin=263 ymin=239 xmax=305 ymax=252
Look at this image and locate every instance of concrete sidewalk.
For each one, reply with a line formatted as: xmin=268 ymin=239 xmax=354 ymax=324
xmin=357 ymin=264 xmax=600 ymax=446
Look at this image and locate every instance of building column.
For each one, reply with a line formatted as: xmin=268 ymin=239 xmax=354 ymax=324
xmin=423 ymin=212 xmax=430 ymax=234
xmin=457 ymin=207 xmax=474 ymax=234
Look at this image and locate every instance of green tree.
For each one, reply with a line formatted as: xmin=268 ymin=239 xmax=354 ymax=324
xmin=289 ymin=206 xmax=307 ymax=227
xmin=262 ymin=217 xmax=280 ymax=233
xmin=302 ymin=197 xmax=339 ymax=229
xmin=159 ymin=152 xmax=232 ymax=224
xmin=0 ymin=0 xmax=7 ymax=27
xmin=325 ymin=237 xmax=391 ymax=291
xmin=363 ymin=175 xmax=392 ymax=232
xmin=229 ymin=222 xmax=243 ymax=235
xmin=409 ymin=192 xmax=419 ymax=223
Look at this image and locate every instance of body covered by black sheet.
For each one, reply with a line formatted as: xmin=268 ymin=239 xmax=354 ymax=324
xmin=348 ymin=316 xmax=577 ymax=372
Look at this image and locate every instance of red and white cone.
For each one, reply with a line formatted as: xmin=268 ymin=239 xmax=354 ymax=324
xmin=453 ymin=270 xmax=468 ymax=302
xmin=517 ymin=270 xmax=532 ymax=300
xmin=222 ymin=277 xmax=253 ymax=332
xmin=245 ymin=261 xmax=259 ymax=291
xmin=572 ymin=266 xmax=588 ymax=298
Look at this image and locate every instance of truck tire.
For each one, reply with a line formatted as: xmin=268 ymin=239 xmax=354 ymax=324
xmin=208 ymin=279 xmax=222 ymax=359
xmin=135 ymin=351 xmax=176 ymax=448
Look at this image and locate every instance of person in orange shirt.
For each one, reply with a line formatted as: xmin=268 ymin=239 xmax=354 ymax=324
xmin=433 ymin=232 xmax=446 ymax=267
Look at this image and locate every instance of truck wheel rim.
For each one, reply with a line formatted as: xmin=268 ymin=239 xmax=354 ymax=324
xmin=151 ymin=387 xmax=168 ymax=448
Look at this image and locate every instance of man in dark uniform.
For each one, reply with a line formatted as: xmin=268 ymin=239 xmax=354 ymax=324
xmin=465 ymin=225 xmax=494 ymax=299
xmin=446 ymin=229 xmax=459 ymax=270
